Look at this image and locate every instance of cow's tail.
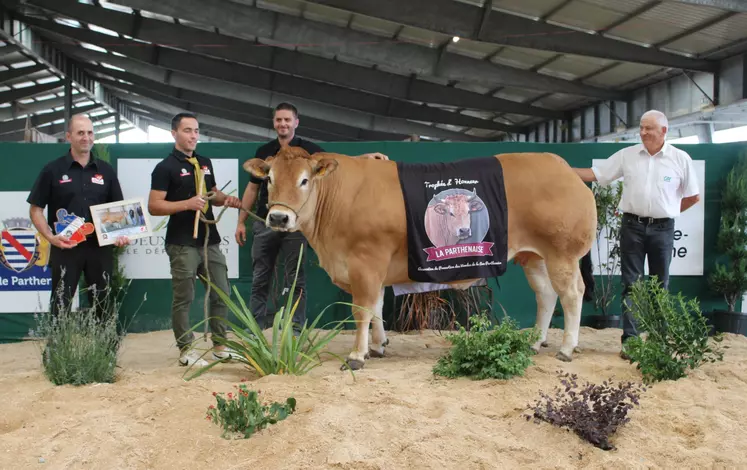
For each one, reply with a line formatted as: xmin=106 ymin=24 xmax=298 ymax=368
xmin=580 ymin=250 xmax=595 ymax=302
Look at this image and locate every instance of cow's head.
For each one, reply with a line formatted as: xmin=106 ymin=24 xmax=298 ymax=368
xmin=243 ymin=145 xmax=338 ymax=231
xmin=431 ymin=189 xmax=484 ymax=240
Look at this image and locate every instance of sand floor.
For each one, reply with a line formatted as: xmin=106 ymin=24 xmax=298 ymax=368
xmin=0 ymin=326 xmax=746 ymax=469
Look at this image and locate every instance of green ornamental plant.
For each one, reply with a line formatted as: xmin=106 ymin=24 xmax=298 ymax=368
xmin=182 ymin=244 xmax=361 ymax=380
xmin=432 ymin=310 xmax=540 ymax=380
xmin=591 ymin=180 xmax=624 ymax=316
xmin=708 ymin=153 xmax=747 ymax=312
xmin=624 ymin=276 xmax=724 ymax=384
xmin=205 ymin=383 xmax=296 ymax=439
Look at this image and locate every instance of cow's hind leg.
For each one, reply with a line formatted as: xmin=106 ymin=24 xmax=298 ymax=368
xmin=545 ymin=256 xmax=583 ymax=362
xmin=341 ymin=266 xmax=383 ymax=371
xmin=367 ymin=288 xmax=388 ymax=358
xmin=522 ymin=256 xmax=558 ymax=352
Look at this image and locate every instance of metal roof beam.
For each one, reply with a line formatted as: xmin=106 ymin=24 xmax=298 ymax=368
xmin=28 ymin=26 xmax=487 ymax=141
xmin=669 ymin=0 xmax=747 ymax=13
xmin=98 ymin=0 xmax=625 ymax=99
xmin=0 ymin=102 xmax=101 ymax=134
xmin=301 ymin=0 xmax=716 ymax=72
xmin=0 ymin=81 xmax=61 ymax=103
xmin=0 ymin=63 xmax=46 ymax=85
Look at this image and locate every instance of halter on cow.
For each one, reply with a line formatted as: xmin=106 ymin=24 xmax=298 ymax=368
xmin=244 ymin=146 xmax=597 ymax=371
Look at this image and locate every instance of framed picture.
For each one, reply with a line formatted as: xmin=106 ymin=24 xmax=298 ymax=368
xmin=89 ymin=198 xmax=153 ymax=246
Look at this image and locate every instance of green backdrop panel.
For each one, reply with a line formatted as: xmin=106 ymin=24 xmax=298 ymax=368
xmin=1 ymin=141 xmax=744 ymax=343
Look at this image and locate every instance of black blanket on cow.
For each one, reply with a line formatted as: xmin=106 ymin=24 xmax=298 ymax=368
xmin=395 ymin=156 xmax=508 ymax=283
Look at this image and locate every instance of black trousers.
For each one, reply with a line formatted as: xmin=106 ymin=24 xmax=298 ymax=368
xmin=49 ymin=241 xmax=114 ymax=319
xmin=620 ymin=213 xmax=675 ymax=343
xmin=249 ymin=221 xmax=307 ymax=329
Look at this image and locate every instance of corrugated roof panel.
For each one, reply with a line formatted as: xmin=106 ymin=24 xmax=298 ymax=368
xmin=571 ymin=0 xmax=653 ymax=12
xmin=490 ymin=46 xmax=557 ymax=70
xmin=397 ymin=25 xmax=452 ymax=48
xmin=605 ymin=1 xmax=726 ymax=46
xmin=349 ymin=14 xmax=401 ymax=37
xmin=531 ymin=93 xmax=583 ymax=110
xmin=539 ymin=54 xmax=616 ymax=81
xmin=256 ymin=0 xmax=304 ymax=16
xmin=546 ymin=1 xmax=625 ymax=32
xmin=446 ymin=38 xmax=502 ymax=60
xmin=453 ymin=81 xmax=495 ymax=95
xmin=584 ymin=62 xmax=662 ymax=88
xmin=493 ymin=87 xmax=546 ymax=102
xmin=491 ymin=0 xmax=569 ymax=19
xmin=303 ymin=2 xmax=350 ymax=28
xmin=665 ymin=14 xmax=747 ymax=55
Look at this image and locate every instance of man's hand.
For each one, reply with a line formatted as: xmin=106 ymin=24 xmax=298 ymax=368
xmin=235 ymin=223 xmax=246 ymax=246
xmin=185 ymin=195 xmax=207 ymax=212
xmin=114 ymin=236 xmax=131 ymax=247
xmin=224 ymin=196 xmax=242 ymax=208
xmin=359 ymin=152 xmax=389 ymax=160
xmin=51 ymin=234 xmax=78 ymax=249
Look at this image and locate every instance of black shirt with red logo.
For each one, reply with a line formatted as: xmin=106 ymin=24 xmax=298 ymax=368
xmin=27 ymin=150 xmax=123 ymax=243
xmin=150 ymin=147 xmax=221 ymax=247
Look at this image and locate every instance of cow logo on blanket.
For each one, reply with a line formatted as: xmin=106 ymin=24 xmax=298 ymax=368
xmin=396 ymin=157 xmax=509 ymax=284
xmin=423 ymin=188 xmax=493 ymax=261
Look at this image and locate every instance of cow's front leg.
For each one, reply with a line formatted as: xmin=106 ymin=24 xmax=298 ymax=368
xmin=341 ymin=266 xmax=383 ymax=371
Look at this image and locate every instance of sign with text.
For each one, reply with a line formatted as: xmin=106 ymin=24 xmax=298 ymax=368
xmin=0 ymin=191 xmax=79 ymax=313
xmin=590 ymin=158 xmax=705 ymax=276
xmin=117 ymin=158 xmax=240 ymax=279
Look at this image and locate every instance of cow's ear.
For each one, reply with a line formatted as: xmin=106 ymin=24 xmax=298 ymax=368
xmin=313 ymin=158 xmax=339 ymax=179
xmin=469 ymin=200 xmax=484 ymax=212
xmin=433 ymin=203 xmax=447 ymax=215
xmin=243 ymin=157 xmax=272 ymax=180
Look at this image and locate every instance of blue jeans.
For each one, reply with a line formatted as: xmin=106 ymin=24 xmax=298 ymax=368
xmin=620 ymin=214 xmax=675 ymax=343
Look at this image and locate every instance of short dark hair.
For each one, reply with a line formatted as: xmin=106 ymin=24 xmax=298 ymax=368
xmin=171 ymin=112 xmax=198 ymax=131
xmin=273 ymin=102 xmax=298 ymax=118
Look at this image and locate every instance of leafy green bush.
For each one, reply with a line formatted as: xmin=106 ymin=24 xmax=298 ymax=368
xmin=183 ymin=245 xmax=357 ymax=380
xmin=206 ymin=383 xmax=296 ymax=439
xmin=624 ymin=276 xmax=724 ymax=384
xmin=432 ymin=311 xmax=540 ymax=380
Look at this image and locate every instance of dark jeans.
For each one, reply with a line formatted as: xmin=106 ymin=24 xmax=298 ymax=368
xmin=620 ymin=213 xmax=675 ymax=343
xmin=249 ymin=221 xmax=307 ymax=330
xmin=49 ymin=241 xmax=113 ymax=320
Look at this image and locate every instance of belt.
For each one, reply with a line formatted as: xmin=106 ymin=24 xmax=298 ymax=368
xmin=623 ymin=213 xmax=672 ymax=224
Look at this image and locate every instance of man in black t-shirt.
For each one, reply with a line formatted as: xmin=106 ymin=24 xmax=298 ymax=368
xmin=235 ymin=102 xmax=388 ymax=332
xmin=27 ymin=114 xmax=130 ymax=320
xmin=149 ymin=112 xmax=242 ymax=367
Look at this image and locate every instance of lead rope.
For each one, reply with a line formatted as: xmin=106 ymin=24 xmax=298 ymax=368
xmin=197 ymin=184 xmax=265 ymax=342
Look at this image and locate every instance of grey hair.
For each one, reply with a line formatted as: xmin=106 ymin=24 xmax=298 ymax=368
xmin=640 ymin=110 xmax=668 ymax=129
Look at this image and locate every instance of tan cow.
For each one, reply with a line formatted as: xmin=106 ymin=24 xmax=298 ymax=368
xmin=244 ymin=147 xmax=597 ymax=370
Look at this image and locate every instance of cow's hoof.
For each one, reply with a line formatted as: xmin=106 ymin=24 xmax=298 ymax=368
xmin=555 ymin=351 xmax=573 ymax=362
xmin=573 ymin=346 xmax=582 ymax=353
xmin=368 ymin=348 xmax=385 ymax=358
xmin=341 ymin=359 xmax=365 ymax=371
xmin=541 ymin=341 xmax=549 ymax=348
xmin=382 ymin=338 xmax=390 ymax=347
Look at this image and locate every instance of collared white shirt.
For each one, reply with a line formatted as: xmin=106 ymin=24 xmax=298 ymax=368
xmin=591 ymin=142 xmax=699 ymax=219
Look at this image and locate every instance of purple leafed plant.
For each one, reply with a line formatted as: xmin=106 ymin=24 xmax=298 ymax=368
xmin=525 ymin=371 xmax=647 ymax=451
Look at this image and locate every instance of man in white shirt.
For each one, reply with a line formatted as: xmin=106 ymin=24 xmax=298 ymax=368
xmin=573 ymin=110 xmax=701 ymax=358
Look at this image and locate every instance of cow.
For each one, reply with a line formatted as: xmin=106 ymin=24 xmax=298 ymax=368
xmin=425 ymin=190 xmax=484 ymax=247
xmin=244 ymin=146 xmax=597 ymax=370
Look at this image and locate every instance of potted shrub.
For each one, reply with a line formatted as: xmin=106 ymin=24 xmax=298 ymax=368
xmin=708 ymin=153 xmax=747 ymax=336
xmin=586 ymin=180 xmax=624 ymax=329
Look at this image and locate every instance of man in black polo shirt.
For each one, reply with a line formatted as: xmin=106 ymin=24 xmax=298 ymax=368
xmin=235 ymin=102 xmax=387 ymax=333
xmin=27 ymin=114 xmax=130 ymax=319
xmin=149 ymin=112 xmax=242 ymax=367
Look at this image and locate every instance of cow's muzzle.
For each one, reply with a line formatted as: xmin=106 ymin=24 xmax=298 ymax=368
xmin=268 ymin=212 xmax=289 ymax=228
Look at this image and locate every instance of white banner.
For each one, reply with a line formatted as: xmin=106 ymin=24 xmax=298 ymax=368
xmin=590 ymin=158 xmax=705 ymax=276
xmin=117 ymin=158 xmax=240 ymax=279
xmin=0 ymin=191 xmax=79 ymax=313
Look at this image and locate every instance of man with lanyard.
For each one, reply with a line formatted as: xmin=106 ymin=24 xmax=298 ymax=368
xmin=27 ymin=114 xmax=130 ymax=320
xmin=149 ymin=112 xmax=242 ymax=367
xmin=573 ymin=110 xmax=701 ymax=358
xmin=235 ymin=102 xmax=388 ymax=333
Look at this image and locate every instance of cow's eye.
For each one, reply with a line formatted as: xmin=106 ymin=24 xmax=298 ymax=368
xmin=300 ymin=178 xmax=308 ymax=187
xmin=449 ymin=211 xmax=454 ymax=217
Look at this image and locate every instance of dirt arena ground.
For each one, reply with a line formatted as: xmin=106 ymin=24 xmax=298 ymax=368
xmin=1 ymin=326 xmax=745 ymax=469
